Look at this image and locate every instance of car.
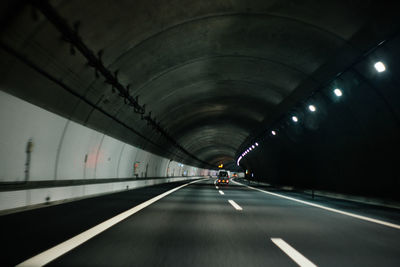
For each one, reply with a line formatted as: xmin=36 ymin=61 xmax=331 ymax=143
xmin=216 ymin=170 xmax=230 ymax=185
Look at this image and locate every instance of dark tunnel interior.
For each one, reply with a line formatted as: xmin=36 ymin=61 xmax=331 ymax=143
xmin=1 ymin=0 xmax=399 ymax=200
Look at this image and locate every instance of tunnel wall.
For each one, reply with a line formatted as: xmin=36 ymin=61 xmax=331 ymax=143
xmin=241 ymin=36 xmax=400 ymax=201
xmin=0 ymin=90 xmax=208 ymax=211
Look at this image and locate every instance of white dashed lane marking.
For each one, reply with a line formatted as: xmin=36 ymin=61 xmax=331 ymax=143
xmin=271 ymin=238 xmax=317 ymax=267
xmin=228 ymin=199 xmax=242 ymax=211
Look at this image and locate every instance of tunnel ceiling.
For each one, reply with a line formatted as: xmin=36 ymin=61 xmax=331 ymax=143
xmin=0 ymin=0 xmax=398 ymax=169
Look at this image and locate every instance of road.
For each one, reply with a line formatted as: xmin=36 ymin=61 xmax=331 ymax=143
xmin=1 ymin=178 xmax=400 ymax=266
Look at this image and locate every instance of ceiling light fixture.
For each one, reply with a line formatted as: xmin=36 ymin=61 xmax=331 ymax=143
xmin=334 ymin=88 xmax=343 ymax=97
xmin=374 ymin=61 xmax=386 ymax=72
xmin=308 ymin=105 xmax=316 ymax=112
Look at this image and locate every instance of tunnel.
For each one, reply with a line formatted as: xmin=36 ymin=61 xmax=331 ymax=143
xmin=1 ymin=1 xmax=400 ymax=266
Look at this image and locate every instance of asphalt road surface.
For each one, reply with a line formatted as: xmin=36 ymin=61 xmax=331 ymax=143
xmin=1 ymin=178 xmax=400 ymax=266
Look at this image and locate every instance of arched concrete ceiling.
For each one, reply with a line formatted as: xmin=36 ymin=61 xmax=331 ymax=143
xmin=0 ymin=0 xmax=398 ymax=169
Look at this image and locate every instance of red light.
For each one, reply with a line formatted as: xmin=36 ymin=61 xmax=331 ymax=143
xmin=218 ymin=180 xmax=221 ymax=182
xmin=226 ymin=180 xmax=229 ymax=183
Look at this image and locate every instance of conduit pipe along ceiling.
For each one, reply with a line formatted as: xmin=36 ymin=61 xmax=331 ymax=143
xmin=0 ymin=1 xmax=398 ymax=170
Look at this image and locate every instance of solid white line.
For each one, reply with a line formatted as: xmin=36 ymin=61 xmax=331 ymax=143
xmin=271 ymin=238 xmax=317 ymax=267
xmin=232 ymin=180 xmax=400 ymax=230
xmin=219 ymin=190 xmax=224 ymax=195
xmin=228 ymin=199 xmax=242 ymax=210
xmin=16 ymin=179 xmax=204 ymax=267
